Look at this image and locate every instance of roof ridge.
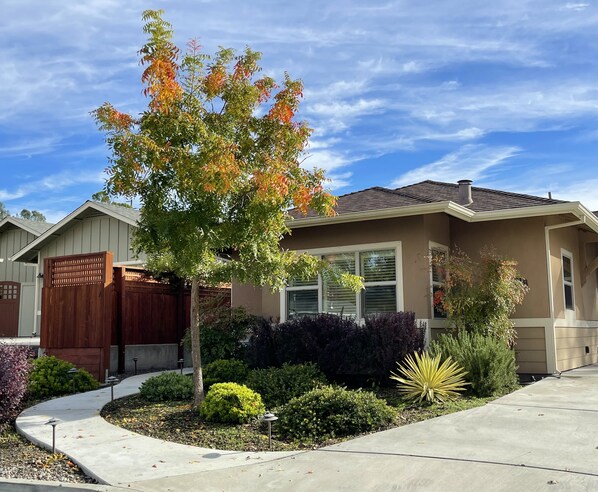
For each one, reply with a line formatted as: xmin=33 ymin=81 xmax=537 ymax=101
xmin=375 ymin=186 xmax=436 ymax=203
xmin=400 ymin=180 xmax=567 ymax=204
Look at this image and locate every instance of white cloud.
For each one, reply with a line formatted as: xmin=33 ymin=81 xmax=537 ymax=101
xmin=391 ymin=144 xmax=521 ymax=187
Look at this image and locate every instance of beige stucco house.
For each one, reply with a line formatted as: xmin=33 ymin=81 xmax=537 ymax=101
xmin=10 ymin=200 xmax=143 ymax=335
xmin=232 ymin=180 xmax=598 ymax=375
xmin=0 ymin=216 xmax=53 ymax=336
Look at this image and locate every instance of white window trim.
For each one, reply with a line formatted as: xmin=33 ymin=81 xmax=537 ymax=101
xmin=429 ymin=241 xmax=449 ymax=320
xmin=280 ymin=241 xmax=403 ymax=322
xmin=561 ymin=248 xmax=575 ymax=322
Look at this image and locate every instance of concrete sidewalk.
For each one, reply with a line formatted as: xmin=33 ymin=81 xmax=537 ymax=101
xmin=16 ymin=365 xmax=598 ymax=491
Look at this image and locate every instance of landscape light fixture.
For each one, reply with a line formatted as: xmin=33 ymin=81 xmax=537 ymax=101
xmin=106 ymin=376 xmax=119 ymax=401
xmin=262 ymin=412 xmax=278 ymax=451
xmin=45 ymin=418 xmax=61 ymax=453
xmin=133 ymin=357 xmax=138 ymax=375
xmin=67 ymin=367 xmax=78 ymax=393
xmin=178 ymin=358 xmax=184 ymax=374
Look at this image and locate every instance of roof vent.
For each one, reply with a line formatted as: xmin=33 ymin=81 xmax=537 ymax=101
xmin=457 ymin=179 xmax=473 ymax=205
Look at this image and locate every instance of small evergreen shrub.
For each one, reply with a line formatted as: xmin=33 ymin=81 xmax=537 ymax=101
xmin=430 ymin=332 xmax=519 ymax=397
xmin=28 ymin=356 xmax=99 ymax=399
xmin=0 ymin=345 xmax=32 ymax=422
xmin=246 ymin=363 xmax=327 ymax=407
xmin=200 ymin=383 xmax=265 ymax=424
xmin=139 ymin=372 xmax=194 ymax=402
xmin=244 ymin=317 xmax=277 ymax=369
xmin=278 ymin=386 xmax=395 ymax=441
xmin=390 ymin=352 xmax=468 ymax=404
xmin=203 ymin=359 xmax=249 ymax=390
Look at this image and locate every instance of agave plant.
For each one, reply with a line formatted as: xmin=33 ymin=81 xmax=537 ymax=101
xmin=390 ymin=352 xmax=469 ymax=404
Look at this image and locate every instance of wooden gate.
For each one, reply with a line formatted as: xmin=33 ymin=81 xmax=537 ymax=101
xmin=0 ymin=281 xmax=20 ymax=337
xmin=41 ymin=252 xmax=113 ymax=380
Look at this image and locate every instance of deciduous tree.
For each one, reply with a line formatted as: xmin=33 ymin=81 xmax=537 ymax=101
xmin=94 ymin=10 xmax=361 ymax=407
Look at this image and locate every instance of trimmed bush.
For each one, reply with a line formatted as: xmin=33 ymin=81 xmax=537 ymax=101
xmin=390 ymin=352 xmax=468 ymax=403
xmin=28 ymin=356 xmax=99 ymax=399
xmin=203 ymin=359 xmax=249 ymax=390
xmin=200 ymin=383 xmax=265 ymax=424
xmin=0 ymin=344 xmax=32 ymax=422
xmin=243 ymin=316 xmax=277 ymax=369
xmin=278 ymin=386 xmax=395 ymax=442
xmin=139 ymin=372 xmax=194 ymax=402
xmin=246 ymin=363 xmax=327 ymax=407
xmin=429 ymin=332 xmax=518 ymax=397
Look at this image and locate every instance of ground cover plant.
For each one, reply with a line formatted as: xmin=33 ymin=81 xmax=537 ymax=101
xmin=102 ymin=384 xmax=494 ymax=451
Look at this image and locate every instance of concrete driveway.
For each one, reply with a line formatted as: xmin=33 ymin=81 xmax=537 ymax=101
xmin=13 ymin=365 xmax=598 ymax=491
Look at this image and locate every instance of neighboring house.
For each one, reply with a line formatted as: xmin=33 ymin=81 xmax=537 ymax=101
xmin=11 ymin=200 xmax=143 ymax=334
xmin=0 ymin=216 xmax=53 ymax=336
xmin=232 ymin=180 xmax=598 ymax=375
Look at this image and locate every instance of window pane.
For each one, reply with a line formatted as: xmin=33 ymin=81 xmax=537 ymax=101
xmin=431 ymin=248 xmax=447 ymax=283
xmin=563 ymin=256 xmax=572 ymax=283
xmin=287 ymin=290 xmax=318 ymax=319
xmin=564 ymin=285 xmax=573 ymax=310
xmin=362 ymin=285 xmax=396 ymax=315
xmin=361 ymin=250 xmax=395 ymax=283
xmin=323 ymin=253 xmax=356 ymax=316
xmin=288 ymin=275 xmax=318 ymax=287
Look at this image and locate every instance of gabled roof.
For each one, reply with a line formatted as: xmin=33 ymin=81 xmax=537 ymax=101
xmin=11 ymin=201 xmax=140 ymax=263
xmin=288 ymin=180 xmax=598 ymax=234
xmin=0 ymin=216 xmax=54 ymax=237
xmin=290 ymin=180 xmax=566 ymax=219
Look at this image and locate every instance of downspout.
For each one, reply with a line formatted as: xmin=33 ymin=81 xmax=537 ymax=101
xmin=544 ymin=218 xmax=584 ymax=374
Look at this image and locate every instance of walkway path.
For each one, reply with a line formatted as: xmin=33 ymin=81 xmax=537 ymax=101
xmin=14 ymin=365 xmax=598 ymax=491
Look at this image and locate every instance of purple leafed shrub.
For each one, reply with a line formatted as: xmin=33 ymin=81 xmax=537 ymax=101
xmin=0 ymin=344 xmax=33 ymax=422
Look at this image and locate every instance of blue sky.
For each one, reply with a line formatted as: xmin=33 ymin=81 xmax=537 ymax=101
xmin=1 ymin=1 xmax=597 ymax=223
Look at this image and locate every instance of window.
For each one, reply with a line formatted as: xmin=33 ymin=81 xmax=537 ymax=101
xmin=283 ymin=243 xmax=401 ymax=321
xmin=562 ymin=253 xmax=574 ymax=311
xmin=429 ymin=244 xmax=448 ymax=319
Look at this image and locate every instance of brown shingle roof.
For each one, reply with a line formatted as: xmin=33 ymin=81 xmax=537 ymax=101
xmin=289 ymin=180 xmax=568 ymax=219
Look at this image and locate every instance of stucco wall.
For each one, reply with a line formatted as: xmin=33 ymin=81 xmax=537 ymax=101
xmin=449 ymin=216 xmax=551 ymax=319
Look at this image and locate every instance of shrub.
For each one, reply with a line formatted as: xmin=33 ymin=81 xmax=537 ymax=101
xmin=182 ymin=295 xmax=257 ymax=364
xmin=243 ymin=317 xmax=277 ymax=369
xmin=321 ymin=312 xmax=426 ymax=384
xmin=28 ymin=356 xmax=99 ymax=399
xmin=0 ymin=345 xmax=32 ymax=422
xmin=203 ymin=359 xmax=249 ymax=390
xmin=390 ymin=352 xmax=468 ymax=404
xmin=278 ymin=386 xmax=395 ymax=441
xmin=246 ymin=363 xmax=327 ymax=407
xmin=429 ymin=332 xmax=519 ymax=397
xmin=139 ymin=372 xmax=194 ymax=402
xmin=200 ymin=383 xmax=265 ymax=424
xmin=246 ymin=312 xmax=425 ymax=385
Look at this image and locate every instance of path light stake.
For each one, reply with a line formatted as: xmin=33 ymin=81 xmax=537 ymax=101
xmin=262 ymin=412 xmax=278 ymax=451
xmin=178 ymin=358 xmax=184 ymax=374
xmin=45 ymin=418 xmax=60 ymax=454
xmin=67 ymin=367 xmax=78 ymax=393
xmin=106 ymin=376 xmax=119 ymax=402
xmin=133 ymin=357 xmax=138 ymax=375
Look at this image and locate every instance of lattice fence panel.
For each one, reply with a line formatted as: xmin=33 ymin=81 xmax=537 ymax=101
xmin=46 ymin=253 xmax=108 ymax=287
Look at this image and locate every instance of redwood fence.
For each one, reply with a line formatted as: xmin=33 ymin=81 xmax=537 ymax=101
xmin=41 ymin=252 xmax=230 ymax=380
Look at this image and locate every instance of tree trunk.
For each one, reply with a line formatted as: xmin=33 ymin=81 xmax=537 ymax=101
xmin=190 ymin=277 xmax=205 ymax=409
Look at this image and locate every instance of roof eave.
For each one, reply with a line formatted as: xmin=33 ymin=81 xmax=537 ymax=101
xmin=287 ymin=201 xmax=473 ymax=228
xmin=0 ymin=216 xmax=45 ymax=237
xmin=287 ymin=201 xmax=598 ymax=234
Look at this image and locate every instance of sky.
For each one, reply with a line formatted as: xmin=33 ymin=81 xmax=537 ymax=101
xmin=1 ymin=0 xmax=597 ymax=223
